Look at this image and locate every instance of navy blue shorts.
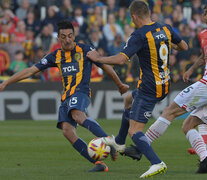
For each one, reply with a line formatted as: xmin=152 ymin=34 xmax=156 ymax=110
xmin=129 ymin=90 xmax=158 ymax=123
xmin=57 ymin=92 xmax=91 ymax=129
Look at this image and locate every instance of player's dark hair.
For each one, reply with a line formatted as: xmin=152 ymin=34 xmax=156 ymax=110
xmin=57 ymin=19 xmax=74 ymax=34
xmin=129 ymin=0 xmax=149 ymax=18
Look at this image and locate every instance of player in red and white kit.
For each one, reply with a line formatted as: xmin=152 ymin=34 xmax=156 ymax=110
xmin=185 ymin=9 xmax=207 ymax=155
xmin=143 ymin=5 xmax=207 ymax=173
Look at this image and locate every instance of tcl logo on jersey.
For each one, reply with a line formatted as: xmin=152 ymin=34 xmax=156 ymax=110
xmin=63 ymin=66 xmax=77 ymax=73
xmin=61 ymin=63 xmax=79 ymax=76
xmin=153 ymin=30 xmax=168 ymax=42
xmin=156 ymin=34 xmax=166 ymax=39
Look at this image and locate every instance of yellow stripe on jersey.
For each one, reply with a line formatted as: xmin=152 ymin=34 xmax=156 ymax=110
xmin=163 ymin=26 xmax=172 ymax=95
xmin=146 ymin=31 xmax=162 ymax=98
xmin=120 ymin=52 xmax=129 ymax=59
xmin=61 ymin=51 xmax=73 ymax=101
xmin=137 ymin=67 xmax=143 ymax=88
xmin=69 ymin=45 xmax=84 ymax=96
xmin=156 ymin=28 xmax=169 ymax=95
xmin=56 ymin=50 xmax=63 ymax=88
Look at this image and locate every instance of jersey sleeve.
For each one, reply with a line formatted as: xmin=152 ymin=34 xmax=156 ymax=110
xmin=120 ymin=32 xmax=143 ymax=59
xmin=166 ymin=24 xmax=182 ymax=44
xmin=84 ymin=44 xmax=103 ymax=68
xmin=198 ymin=31 xmax=207 ymax=55
xmin=35 ymin=52 xmax=57 ymax=71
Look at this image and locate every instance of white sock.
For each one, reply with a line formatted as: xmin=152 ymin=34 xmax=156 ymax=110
xmin=145 ymin=117 xmax=171 ymax=143
xmin=198 ymin=124 xmax=207 ymax=144
xmin=186 ymin=129 xmax=207 ymax=162
xmin=198 ymin=124 xmax=207 ymax=136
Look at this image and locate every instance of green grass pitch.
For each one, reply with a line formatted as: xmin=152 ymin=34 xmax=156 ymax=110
xmin=0 ymin=119 xmax=206 ymax=180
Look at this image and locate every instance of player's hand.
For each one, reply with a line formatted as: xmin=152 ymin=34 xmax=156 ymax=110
xmin=118 ymin=83 xmax=129 ymax=95
xmin=86 ymin=50 xmax=100 ymax=62
xmin=183 ymin=70 xmax=192 ymax=82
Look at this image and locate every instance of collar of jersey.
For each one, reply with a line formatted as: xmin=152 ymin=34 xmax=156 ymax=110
xmin=145 ymin=22 xmax=155 ymax=26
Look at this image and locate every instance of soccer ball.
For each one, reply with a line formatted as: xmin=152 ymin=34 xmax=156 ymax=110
xmin=87 ymin=138 xmax=111 ymax=160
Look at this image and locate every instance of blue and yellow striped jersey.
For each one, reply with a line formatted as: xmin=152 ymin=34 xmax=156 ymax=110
xmin=121 ymin=22 xmax=182 ymax=99
xmin=35 ymin=43 xmax=102 ymax=101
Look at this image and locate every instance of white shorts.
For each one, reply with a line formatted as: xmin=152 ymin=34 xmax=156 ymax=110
xmin=174 ymin=79 xmax=207 ymax=112
xmin=190 ymin=105 xmax=207 ymax=124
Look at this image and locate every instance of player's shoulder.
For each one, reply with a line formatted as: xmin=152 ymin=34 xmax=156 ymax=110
xmin=76 ymin=43 xmax=93 ymax=52
xmin=135 ymin=22 xmax=171 ymax=35
xmin=49 ymin=48 xmax=61 ymax=55
xmin=44 ymin=48 xmax=61 ymax=61
xmin=154 ymin=22 xmax=173 ymax=30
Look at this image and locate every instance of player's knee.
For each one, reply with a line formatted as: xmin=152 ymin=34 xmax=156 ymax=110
xmin=71 ymin=111 xmax=86 ymax=125
xmin=71 ymin=112 xmax=79 ymax=122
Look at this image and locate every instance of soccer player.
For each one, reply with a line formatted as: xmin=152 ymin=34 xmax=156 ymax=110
xmin=0 ymin=19 xmax=129 ymax=172
xmin=186 ymin=7 xmax=207 ymax=154
xmin=142 ymin=5 xmax=207 ymax=173
xmin=87 ymin=0 xmax=188 ymax=178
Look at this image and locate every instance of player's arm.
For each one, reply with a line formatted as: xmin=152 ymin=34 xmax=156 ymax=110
xmin=0 ymin=66 xmax=40 ymax=91
xmin=183 ymin=52 xmax=205 ymax=82
xmin=87 ymin=51 xmax=128 ymax=65
xmin=101 ymin=64 xmax=129 ymax=95
xmin=171 ymin=40 xmax=188 ymax=51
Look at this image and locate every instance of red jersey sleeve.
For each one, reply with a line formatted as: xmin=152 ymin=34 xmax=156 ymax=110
xmin=198 ymin=29 xmax=207 ymax=55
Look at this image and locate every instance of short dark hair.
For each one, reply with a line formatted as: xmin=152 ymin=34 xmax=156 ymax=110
xmin=129 ymin=0 xmax=150 ymax=18
xmin=57 ymin=19 xmax=74 ymax=34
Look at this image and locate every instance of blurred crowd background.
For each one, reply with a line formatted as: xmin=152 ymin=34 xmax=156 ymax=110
xmin=0 ymin=0 xmax=207 ymax=83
